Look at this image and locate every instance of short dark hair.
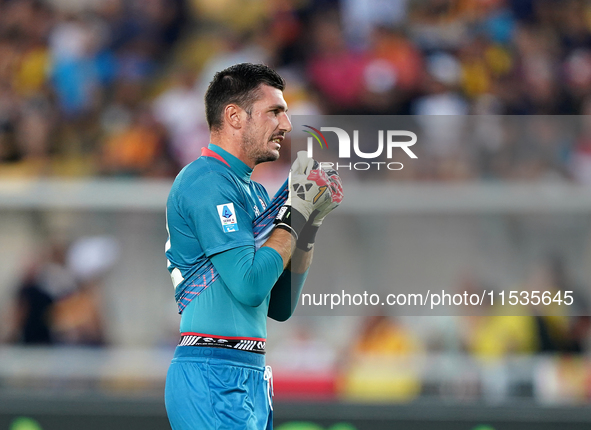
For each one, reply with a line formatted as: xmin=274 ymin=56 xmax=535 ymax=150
xmin=204 ymin=63 xmax=286 ymax=131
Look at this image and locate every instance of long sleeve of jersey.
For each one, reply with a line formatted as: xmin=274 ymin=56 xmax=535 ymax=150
xmin=210 ymin=245 xmax=284 ymax=307
xmin=267 ymin=269 xmax=308 ymax=321
xmin=210 ymin=245 xmax=308 ymax=319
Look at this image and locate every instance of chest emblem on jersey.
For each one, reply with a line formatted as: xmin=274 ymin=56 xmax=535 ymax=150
xmin=217 ymin=203 xmax=239 ymax=232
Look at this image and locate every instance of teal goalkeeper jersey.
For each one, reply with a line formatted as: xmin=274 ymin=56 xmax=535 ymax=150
xmin=165 ymin=144 xmax=284 ymax=339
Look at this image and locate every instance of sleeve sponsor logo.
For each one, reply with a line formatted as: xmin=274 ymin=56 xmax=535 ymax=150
xmin=217 ymin=203 xmax=239 ymax=233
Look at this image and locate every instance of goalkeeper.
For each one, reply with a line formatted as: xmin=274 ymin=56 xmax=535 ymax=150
xmin=164 ymin=63 xmax=342 ymax=430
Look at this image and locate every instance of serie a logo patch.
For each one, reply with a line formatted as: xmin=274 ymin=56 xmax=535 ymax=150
xmin=217 ymin=203 xmax=239 ymax=232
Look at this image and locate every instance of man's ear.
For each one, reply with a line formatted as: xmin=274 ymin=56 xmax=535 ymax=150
xmin=224 ymin=104 xmax=242 ymax=129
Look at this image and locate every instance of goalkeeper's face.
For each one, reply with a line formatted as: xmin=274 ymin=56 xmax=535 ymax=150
xmin=242 ymin=84 xmax=292 ymax=165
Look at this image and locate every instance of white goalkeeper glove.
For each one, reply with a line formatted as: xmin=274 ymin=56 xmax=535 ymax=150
xmin=296 ymin=167 xmax=343 ymax=251
xmin=310 ymin=168 xmax=343 ymax=227
xmin=274 ymin=151 xmax=333 ymax=240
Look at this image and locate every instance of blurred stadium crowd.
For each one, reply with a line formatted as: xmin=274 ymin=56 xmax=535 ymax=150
xmin=2 ymin=0 xmax=591 ymax=407
xmin=268 ymin=255 xmax=591 ymax=404
xmin=3 ymin=0 xmax=591 ymax=181
xmin=4 ymin=235 xmax=590 ymax=403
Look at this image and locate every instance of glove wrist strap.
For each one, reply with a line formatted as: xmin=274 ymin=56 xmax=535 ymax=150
xmin=296 ymin=225 xmax=319 ymax=251
xmin=274 ymin=205 xmax=307 ymax=240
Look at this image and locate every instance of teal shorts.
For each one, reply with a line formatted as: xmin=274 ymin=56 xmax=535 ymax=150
xmin=165 ymin=346 xmax=273 ymax=430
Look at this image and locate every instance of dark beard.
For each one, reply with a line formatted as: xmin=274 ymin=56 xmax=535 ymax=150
xmin=242 ymin=130 xmax=279 ymax=165
xmin=254 ymin=150 xmax=279 ymax=165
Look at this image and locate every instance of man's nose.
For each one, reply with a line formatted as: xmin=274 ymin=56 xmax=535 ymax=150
xmin=280 ymin=113 xmax=292 ymax=133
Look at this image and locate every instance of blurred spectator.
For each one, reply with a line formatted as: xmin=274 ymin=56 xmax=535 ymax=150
xmin=359 ymin=26 xmax=423 ymax=114
xmin=340 ymin=0 xmax=408 ymax=49
xmin=351 ymin=315 xmax=422 ymax=356
xmin=269 ymin=323 xmax=338 ymax=400
xmin=48 ymin=13 xmax=110 ymax=117
xmin=100 ymin=105 xmax=170 ymax=177
xmin=306 ymin=11 xmax=370 ymax=113
xmin=4 ymin=236 xmax=119 ymax=346
xmin=466 ymin=314 xmax=539 ymax=358
xmin=50 ymin=236 xmax=119 ymax=345
xmin=537 ymin=256 xmax=591 ymax=354
xmin=153 ymin=68 xmax=207 ymax=167
xmin=341 ymin=316 xmax=423 ymax=402
xmin=413 ymin=52 xmax=468 ymax=116
xmin=4 ymin=240 xmax=77 ymax=344
xmin=465 ymin=255 xmax=590 ymax=359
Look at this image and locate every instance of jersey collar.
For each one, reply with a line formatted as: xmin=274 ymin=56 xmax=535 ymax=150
xmin=207 ymin=144 xmax=253 ymax=183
